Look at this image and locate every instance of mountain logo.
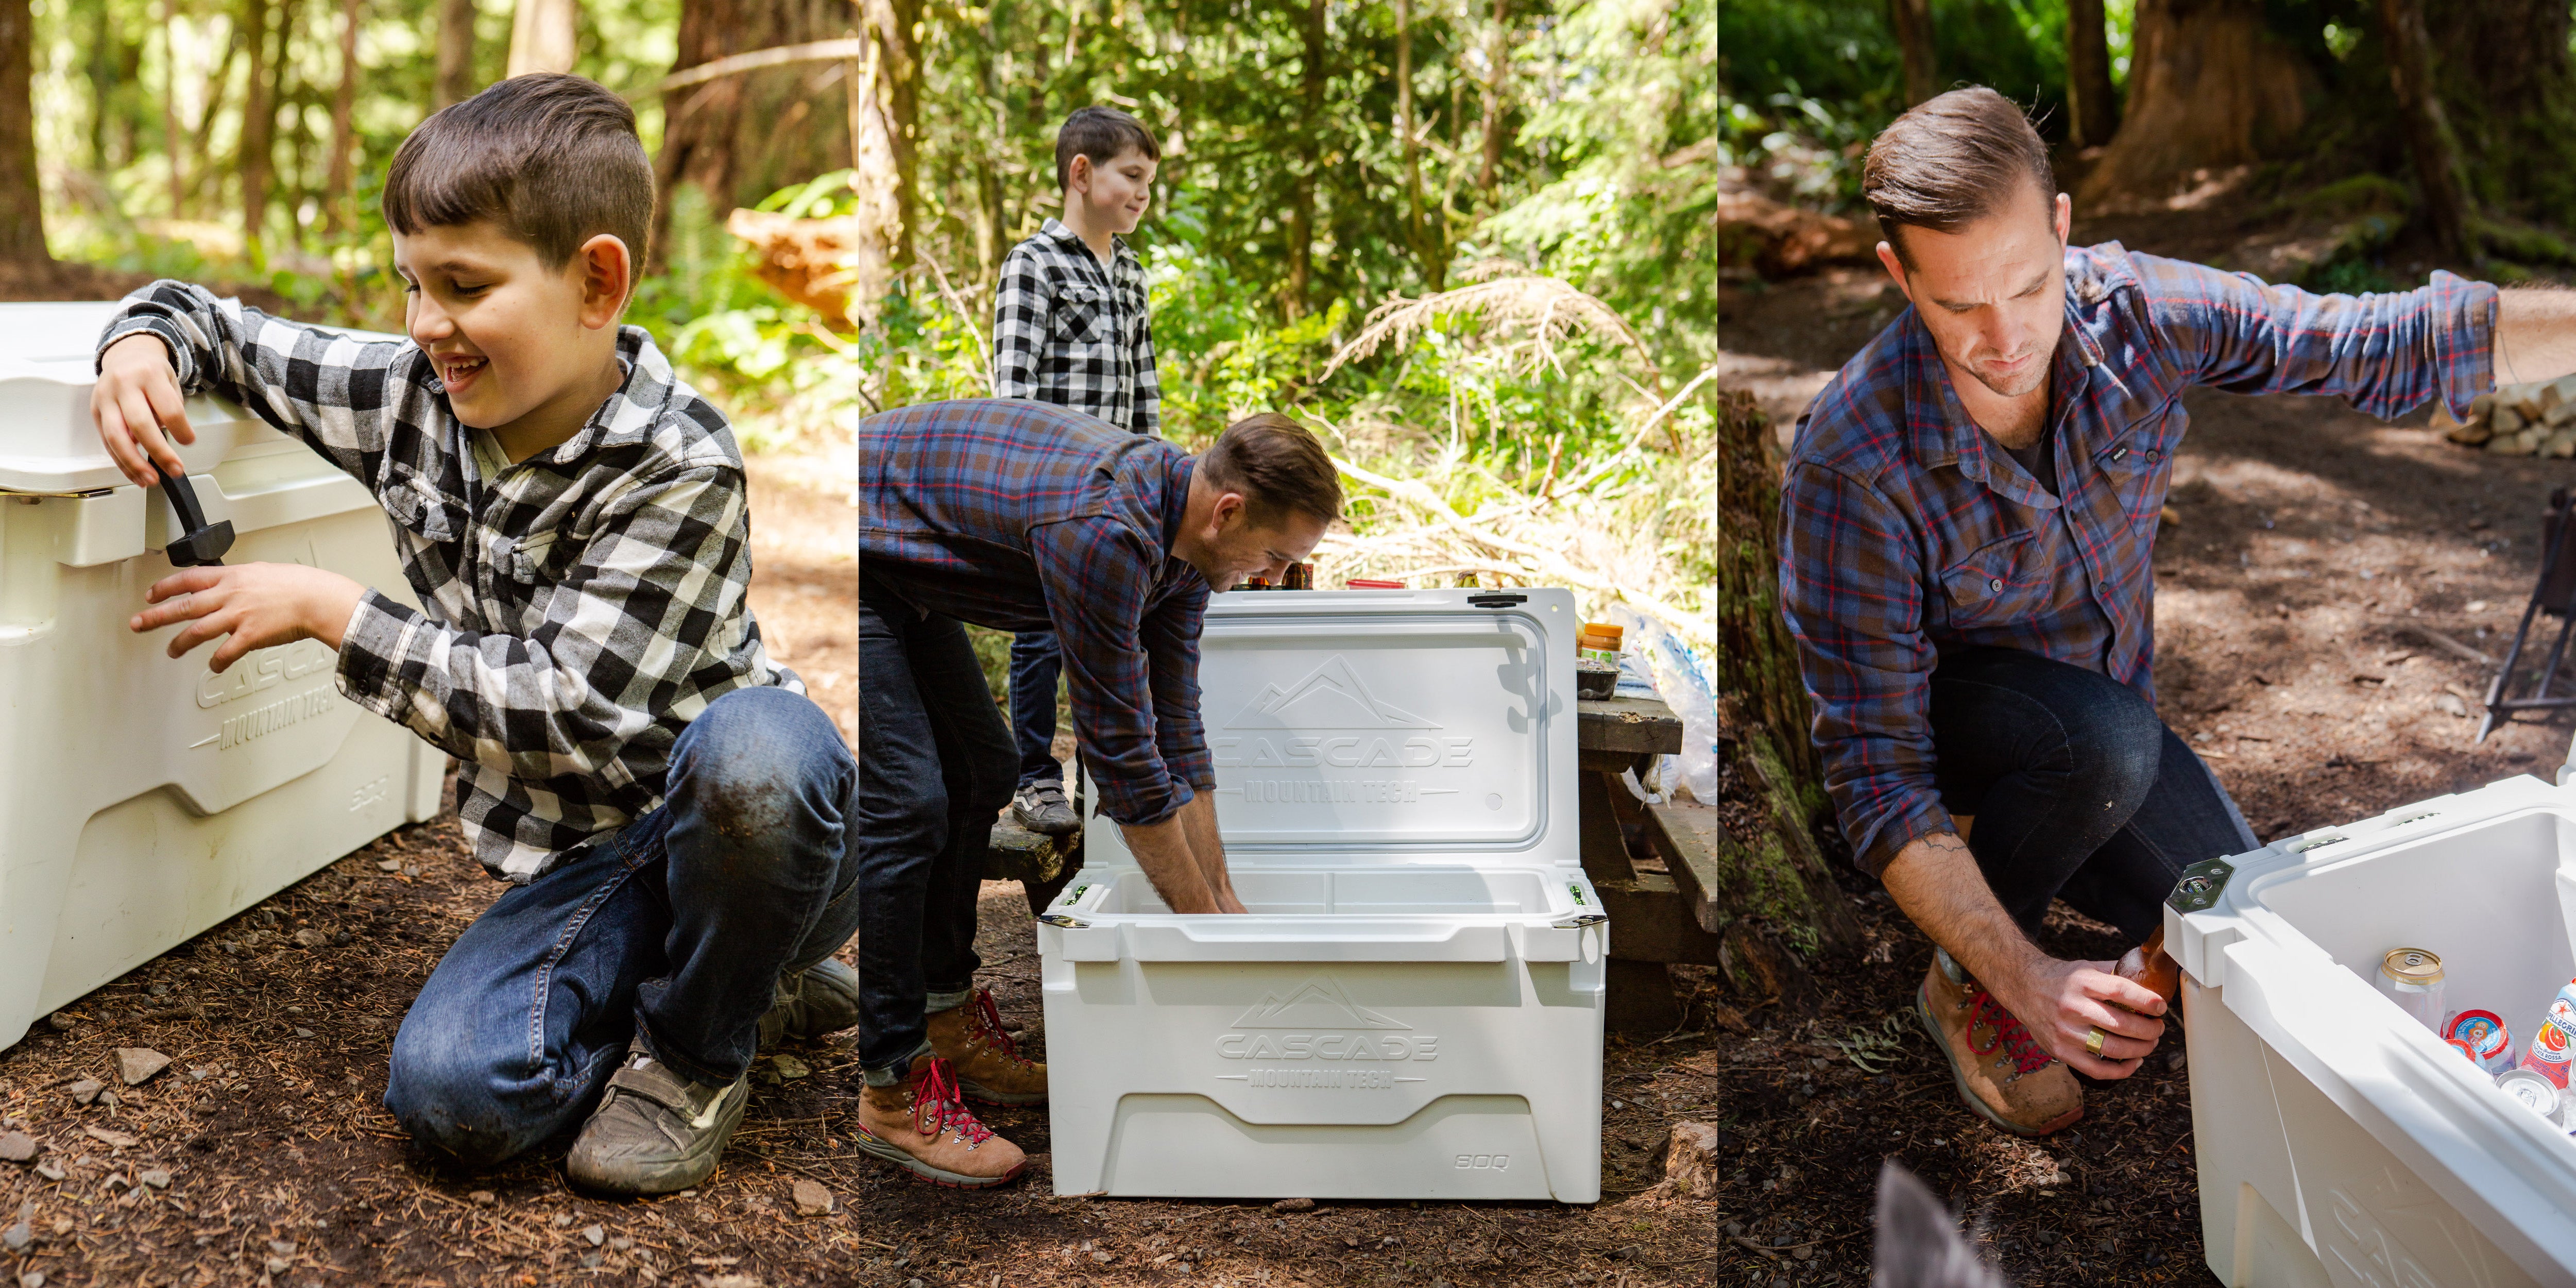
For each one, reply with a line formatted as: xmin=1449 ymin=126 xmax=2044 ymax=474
xmin=1231 ymin=975 xmax=1412 ymax=1030
xmin=1222 ymin=655 xmax=1439 ymax=730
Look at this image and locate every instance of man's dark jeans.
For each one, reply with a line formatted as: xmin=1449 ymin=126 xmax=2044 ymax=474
xmin=857 ymin=585 xmax=1016 ymax=1082
xmin=1928 ymin=647 xmax=2257 ymax=943
xmin=1008 ymin=630 xmax=1065 ymax=788
xmin=382 ymin=685 xmax=859 ymax=1167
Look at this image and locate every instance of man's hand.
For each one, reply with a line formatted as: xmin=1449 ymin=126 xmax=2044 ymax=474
xmin=1986 ymin=955 xmax=2166 ymax=1080
xmin=92 ymin=332 xmax=196 ymax=488
xmin=131 ymin=562 xmax=366 ymax=671
xmin=1118 ymin=798 xmax=1247 ymax=914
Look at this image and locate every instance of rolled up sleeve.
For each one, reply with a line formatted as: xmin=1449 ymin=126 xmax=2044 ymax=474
xmin=1031 ymin=516 xmax=1201 ymax=825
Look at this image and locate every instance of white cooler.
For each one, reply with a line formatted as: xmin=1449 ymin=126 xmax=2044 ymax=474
xmin=0 ymin=302 xmax=445 ymax=1053
xmin=1038 ymin=586 xmax=1606 ymax=1202
xmin=2172 ymin=737 xmax=2576 ymax=1285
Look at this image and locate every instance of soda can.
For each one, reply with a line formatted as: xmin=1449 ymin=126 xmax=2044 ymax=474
xmin=2446 ymin=1009 xmax=2517 ymax=1077
xmin=2377 ymin=948 xmax=2446 ymax=1032
xmin=2500 ymin=1067 xmax=2562 ymax=1120
xmin=2523 ymin=981 xmax=2576 ymax=1089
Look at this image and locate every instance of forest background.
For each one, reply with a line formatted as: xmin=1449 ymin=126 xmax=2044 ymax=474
xmin=0 ymin=0 xmax=1720 ymax=710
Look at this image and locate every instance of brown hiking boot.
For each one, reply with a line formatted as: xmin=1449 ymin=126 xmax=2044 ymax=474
xmin=927 ymin=987 xmax=1049 ymax=1106
xmin=1916 ymin=948 xmax=2082 ymax=1138
xmin=852 ymin=1055 xmax=1028 ymax=1189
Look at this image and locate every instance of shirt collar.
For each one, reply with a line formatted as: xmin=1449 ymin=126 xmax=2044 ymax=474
xmin=1160 ymin=453 xmax=1194 ymax=554
xmin=1040 ymin=216 xmax=1132 ymax=268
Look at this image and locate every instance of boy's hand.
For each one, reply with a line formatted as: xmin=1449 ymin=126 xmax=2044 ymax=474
xmin=130 ymin=562 xmax=367 ymax=672
xmin=92 ymin=332 xmax=196 ymax=488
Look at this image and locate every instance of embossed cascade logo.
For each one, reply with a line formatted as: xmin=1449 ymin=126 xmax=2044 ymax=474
xmin=1213 ymin=975 xmax=1437 ymax=1091
xmin=1211 ymin=655 xmax=1473 ymax=805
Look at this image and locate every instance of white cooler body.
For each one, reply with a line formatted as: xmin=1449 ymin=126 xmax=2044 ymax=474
xmin=1039 ymin=586 xmax=1605 ymax=1202
xmin=0 ymin=302 xmax=444 ymax=1053
xmin=2172 ymin=756 xmax=2576 ymax=1286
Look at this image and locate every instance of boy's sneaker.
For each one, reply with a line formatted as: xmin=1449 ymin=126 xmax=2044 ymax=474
xmin=928 ymin=987 xmax=1049 ymax=1106
xmin=852 ymin=1055 xmax=1028 ymax=1189
xmin=566 ymin=1038 xmax=749 ymax=1196
xmin=1915 ymin=948 xmax=2082 ymax=1138
xmin=1011 ymin=782 xmax=1079 ymax=835
xmin=758 ymin=956 xmax=861 ymax=1048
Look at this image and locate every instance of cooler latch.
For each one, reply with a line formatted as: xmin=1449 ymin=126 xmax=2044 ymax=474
xmin=1468 ymin=592 xmax=1527 ymax=608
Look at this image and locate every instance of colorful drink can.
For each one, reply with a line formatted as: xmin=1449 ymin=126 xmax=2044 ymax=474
xmin=2446 ymin=1009 xmax=2516 ymax=1077
xmin=2377 ymin=948 xmax=2446 ymax=1032
xmin=2523 ymin=984 xmax=2576 ymax=1088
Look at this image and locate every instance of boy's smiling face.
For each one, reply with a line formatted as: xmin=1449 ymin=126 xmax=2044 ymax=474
xmin=391 ymin=219 xmax=632 ymax=457
xmin=1071 ymin=146 xmax=1157 ymax=236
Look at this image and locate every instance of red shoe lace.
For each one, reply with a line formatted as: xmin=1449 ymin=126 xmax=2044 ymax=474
xmin=968 ymin=988 xmax=1036 ymax=1069
xmin=1965 ymin=989 xmax=2053 ymax=1075
xmin=909 ymin=1057 xmax=997 ymax=1146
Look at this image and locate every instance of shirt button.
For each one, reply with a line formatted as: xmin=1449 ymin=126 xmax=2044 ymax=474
xmin=1989 ymin=577 xmax=2004 ymax=592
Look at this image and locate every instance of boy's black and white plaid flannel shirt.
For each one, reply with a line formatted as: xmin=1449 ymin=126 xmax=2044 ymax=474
xmin=991 ymin=218 xmax=1162 ymax=435
xmin=98 ymin=281 xmax=798 ymax=884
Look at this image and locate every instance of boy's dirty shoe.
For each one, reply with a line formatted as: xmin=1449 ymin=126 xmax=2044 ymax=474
xmin=1011 ymin=782 xmax=1079 ymax=835
xmin=852 ymin=1055 xmax=1028 ymax=1189
xmin=1916 ymin=948 xmax=2082 ymax=1138
xmin=757 ymin=956 xmax=861 ymax=1048
xmin=928 ymin=987 xmax=1049 ymax=1106
xmin=565 ymin=1038 xmax=749 ymax=1196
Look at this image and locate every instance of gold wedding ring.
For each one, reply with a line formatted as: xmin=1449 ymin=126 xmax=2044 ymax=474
xmin=2084 ymin=1026 xmax=2108 ymax=1058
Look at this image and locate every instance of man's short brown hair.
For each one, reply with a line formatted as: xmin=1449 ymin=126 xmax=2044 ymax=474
xmin=382 ymin=73 xmax=654 ymax=290
xmin=1861 ymin=86 xmax=2054 ymax=267
xmin=1199 ymin=413 xmax=1342 ymax=526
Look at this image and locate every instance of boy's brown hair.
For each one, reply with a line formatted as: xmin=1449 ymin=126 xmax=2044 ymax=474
xmin=1861 ymin=86 xmax=2055 ymax=267
xmin=1055 ymin=106 xmax=1161 ymax=192
xmin=382 ymin=74 xmax=655 ymax=290
xmin=1199 ymin=413 xmax=1342 ymax=526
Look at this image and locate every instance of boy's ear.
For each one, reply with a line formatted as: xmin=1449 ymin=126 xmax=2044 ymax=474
xmin=574 ymin=233 xmax=632 ymax=329
xmin=1065 ymin=153 xmax=1092 ymax=198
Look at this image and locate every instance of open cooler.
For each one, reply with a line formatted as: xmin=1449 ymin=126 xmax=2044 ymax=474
xmin=1038 ymin=586 xmax=1605 ymax=1202
xmin=0 ymin=302 xmax=445 ymax=1053
xmin=2171 ymin=737 xmax=2576 ymax=1285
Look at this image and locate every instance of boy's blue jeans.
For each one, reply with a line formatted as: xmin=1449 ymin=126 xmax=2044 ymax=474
xmin=1008 ymin=629 xmax=1066 ymax=788
xmin=382 ymin=685 xmax=859 ymax=1167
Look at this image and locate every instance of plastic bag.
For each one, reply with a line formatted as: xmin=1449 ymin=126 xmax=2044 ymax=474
xmin=1595 ymin=605 xmax=1717 ymax=806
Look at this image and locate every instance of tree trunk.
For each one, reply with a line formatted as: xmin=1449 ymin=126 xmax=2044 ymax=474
xmin=434 ymin=0 xmax=479 ymax=108
xmin=2065 ymin=0 xmax=2117 ymax=148
xmin=2076 ymin=0 xmax=2314 ymax=209
xmin=651 ymin=0 xmax=858 ymax=274
xmin=1395 ymin=0 xmax=1441 ymax=292
xmin=1889 ymin=0 xmax=1936 ymax=107
xmin=1284 ymin=0 xmax=1326 ymax=319
xmin=860 ymin=0 xmax=918 ymax=269
xmin=325 ymin=0 xmax=360 ymax=234
xmin=1478 ymin=0 xmax=1505 ymax=199
xmin=88 ymin=0 xmax=116 ymax=173
xmin=2427 ymin=0 xmax=2576 ymax=230
xmin=506 ymin=0 xmax=577 ymax=78
xmin=2377 ymin=0 xmax=2474 ymax=263
xmin=239 ymin=0 xmax=272 ymax=263
xmin=0 ymin=0 xmax=47 ymax=270
xmin=1714 ymin=389 xmax=1862 ymax=963
xmin=160 ymin=0 xmax=183 ymax=217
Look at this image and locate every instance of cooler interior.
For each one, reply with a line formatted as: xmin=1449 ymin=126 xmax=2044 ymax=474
xmin=2253 ymin=808 xmax=2576 ymax=1058
xmin=1072 ymin=865 xmax=1582 ymax=917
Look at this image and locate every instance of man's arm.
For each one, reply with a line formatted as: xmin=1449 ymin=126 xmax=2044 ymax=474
xmin=1116 ymin=803 xmax=1226 ymax=913
xmin=1173 ymin=791 xmax=1246 ymax=913
xmin=2495 ymin=287 xmax=2576 ymax=386
xmin=1881 ymin=829 xmax=2166 ymax=1079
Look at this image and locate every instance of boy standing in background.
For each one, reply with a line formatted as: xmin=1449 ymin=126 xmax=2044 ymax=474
xmin=991 ymin=105 xmax=1163 ymax=837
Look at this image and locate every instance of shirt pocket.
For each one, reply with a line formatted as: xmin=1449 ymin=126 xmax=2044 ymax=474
xmin=2092 ymin=432 xmax=2174 ymax=527
xmin=1050 ymin=282 xmax=1118 ymax=347
xmin=1938 ymin=530 xmax=2046 ymax=627
xmin=380 ymin=467 xmax=461 ymax=544
xmin=507 ymin=530 xmax=570 ymax=587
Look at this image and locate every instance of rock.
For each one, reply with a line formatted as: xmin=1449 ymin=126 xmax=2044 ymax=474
xmin=264 ymin=1258 xmax=289 ymax=1276
xmin=21 ymin=1272 xmax=43 ymax=1287
xmin=0 ymin=1132 xmax=34 ymax=1163
xmin=772 ymin=1054 xmax=811 ymax=1080
xmin=66 ymin=1079 xmax=102 ymax=1106
xmin=138 ymin=1169 xmax=170 ymax=1190
xmin=81 ymin=1126 xmax=137 ymax=1149
xmin=292 ymin=929 xmax=327 ymax=949
xmin=1649 ymin=1120 xmax=1724 ymax=1199
xmin=44 ymin=1013 xmax=75 ymax=1032
xmin=268 ymin=1240 xmax=296 ymax=1256
xmin=584 ymin=1223 xmax=606 ymax=1246
xmin=2496 ymin=405 xmax=2527 ymax=435
xmin=580 ymin=1253 xmax=603 ymax=1269
xmin=2436 ymin=692 xmax=2471 ymax=718
xmin=1 ymin=1203 xmax=29 ymax=1251
xmin=1271 ymin=1197 xmax=1315 ymax=1212
xmin=551 ymin=1212 xmax=573 ymax=1227
xmin=114 ymin=1048 xmax=169 ymax=1087
xmin=293 ymin=1028 xmax=315 ymax=1039
xmin=469 ymin=1191 xmax=496 ymax=1206
xmin=33 ymin=1163 xmax=62 ymax=1181
xmin=376 ymin=859 xmax=402 ymax=872
xmin=791 ymin=1178 xmax=833 ymax=1215
xmin=94 ymin=1092 xmax=118 ymax=1111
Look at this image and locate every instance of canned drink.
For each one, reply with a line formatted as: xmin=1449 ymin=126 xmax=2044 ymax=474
xmin=2524 ymin=980 xmax=2576 ymax=1088
xmin=2446 ymin=1009 xmax=2516 ymax=1077
xmin=2377 ymin=948 xmax=2446 ymax=1032
xmin=2501 ymin=1067 xmax=2563 ymax=1119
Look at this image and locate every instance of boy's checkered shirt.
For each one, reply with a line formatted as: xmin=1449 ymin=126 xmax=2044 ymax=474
xmin=99 ymin=281 xmax=798 ymax=884
xmin=991 ymin=218 xmax=1161 ymax=434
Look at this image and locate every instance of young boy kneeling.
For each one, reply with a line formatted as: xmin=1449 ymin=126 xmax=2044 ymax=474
xmin=88 ymin=75 xmax=858 ymax=1196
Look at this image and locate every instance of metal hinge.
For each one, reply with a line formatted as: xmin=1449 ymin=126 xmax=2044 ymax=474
xmin=2166 ymin=857 xmax=2237 ymax=914
xmin=1469 ymin=592 xmax=1528 ymax=608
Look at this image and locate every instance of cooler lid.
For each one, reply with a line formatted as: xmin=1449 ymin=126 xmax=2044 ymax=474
xmin=1083 ymin=586 xmax=1580 ymax=870
xmin=0 ymin=301 xmax=401 ymax=493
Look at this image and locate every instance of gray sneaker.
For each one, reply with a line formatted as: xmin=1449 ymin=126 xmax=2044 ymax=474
xmin=1012 ymin=782 xmax=1078 ymax=835
xmin=758 ymin=956 xmax=862 ymax=1048
xmin=565 ymin=1038 xmax=749 ymax=1196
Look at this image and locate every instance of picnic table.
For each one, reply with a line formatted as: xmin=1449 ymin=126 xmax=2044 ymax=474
xmin=985 ymin=694 xmax=1725 ymax=1034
